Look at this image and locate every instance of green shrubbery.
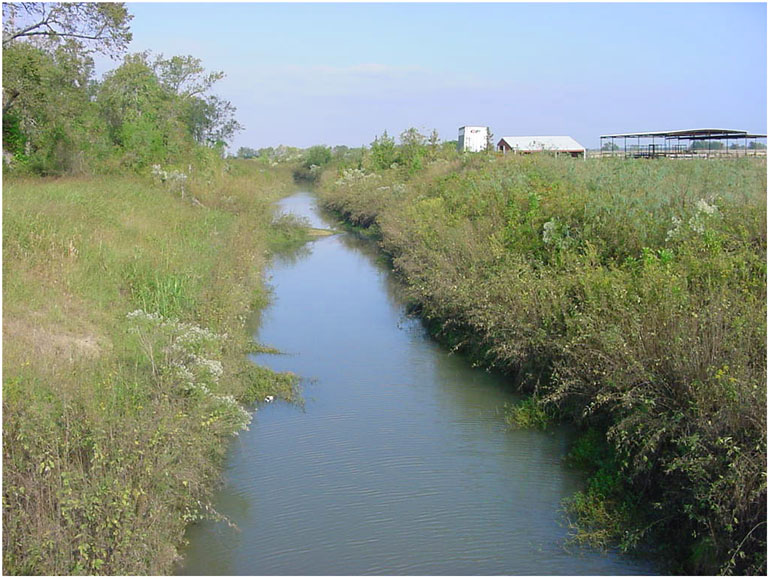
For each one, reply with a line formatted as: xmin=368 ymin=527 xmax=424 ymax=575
xmin=3 ymin=162 xmax=304 ymax=574
xmin=3 ymin=4 xmax=239 ymax=177
xmin=319 ymin=152 xmax=766 ymax=574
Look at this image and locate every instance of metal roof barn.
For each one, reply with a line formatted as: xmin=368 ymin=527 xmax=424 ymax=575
xmin=497 ymin=136 xmax=586 ymax=158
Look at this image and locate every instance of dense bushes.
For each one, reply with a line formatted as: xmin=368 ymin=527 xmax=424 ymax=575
xmin=319 ymin=153 xmax=766 ymax=574
xmin=3 ymin=4 xmax=239 ymax=176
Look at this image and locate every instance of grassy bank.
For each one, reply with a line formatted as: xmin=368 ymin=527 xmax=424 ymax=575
xmin=319 ymin=154 xmax=767 ymax=574
xmin=3 ymin=160 xmax=305 ymax=574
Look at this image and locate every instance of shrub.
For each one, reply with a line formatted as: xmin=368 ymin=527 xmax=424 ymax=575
xmin=318 ymin=154 xmax=767 ymax=574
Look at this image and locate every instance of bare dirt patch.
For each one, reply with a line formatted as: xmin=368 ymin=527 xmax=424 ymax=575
xmin=4 ymin=317 xmax=108 ymax=363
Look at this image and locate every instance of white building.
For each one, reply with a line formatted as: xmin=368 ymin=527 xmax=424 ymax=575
xmin=457 ymin=126 xmax=489 ymax=152
xmin=497 ymin=136 xmax=586 ymax=158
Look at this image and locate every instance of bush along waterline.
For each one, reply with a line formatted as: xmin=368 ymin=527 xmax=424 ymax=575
xmin=317 ymin=142 xmax=766 ymax=575
xmin=3 ymin=161 xmax=305 ymax=574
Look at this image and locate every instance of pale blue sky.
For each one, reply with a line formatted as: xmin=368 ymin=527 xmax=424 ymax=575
xmin=99 ymin=2 xmax=767 ymax=150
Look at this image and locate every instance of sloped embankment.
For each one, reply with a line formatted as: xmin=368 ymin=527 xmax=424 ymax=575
xmin=319 ymin=155 xmax=767 ymax=574
xmin=3 ymin=163 xmax=306 ymax=574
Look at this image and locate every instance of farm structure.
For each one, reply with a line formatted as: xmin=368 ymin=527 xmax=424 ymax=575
xmin=600 ymin=128 xmax=767 ymax=158
xmin=497 ymin=136 xmax=586 ymax=158
xmin=457 ymin=126 xmax=489 ymax=152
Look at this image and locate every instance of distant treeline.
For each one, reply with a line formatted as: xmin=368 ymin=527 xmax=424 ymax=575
xmin=2 ymin=3 xmax=239 ymax=175
xmin=233 ymin=128 xmax=461 ymax=183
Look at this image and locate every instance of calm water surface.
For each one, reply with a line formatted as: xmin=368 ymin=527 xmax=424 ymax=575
xmin=178 ymin=192 xmax=655 ymax=575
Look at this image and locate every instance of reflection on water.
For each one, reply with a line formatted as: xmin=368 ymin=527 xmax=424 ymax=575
xmin=178 ymin=192 xmax=655 ymax=575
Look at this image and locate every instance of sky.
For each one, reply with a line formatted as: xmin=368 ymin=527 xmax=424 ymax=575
xmin=95 ymin=2 xmax=767 ymax=151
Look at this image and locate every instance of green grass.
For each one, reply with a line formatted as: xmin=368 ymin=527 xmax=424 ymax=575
xmin=319 ymin=153 xmax=767 ymax=574
xmin=3 ymin=162 xmax=306 ymax=574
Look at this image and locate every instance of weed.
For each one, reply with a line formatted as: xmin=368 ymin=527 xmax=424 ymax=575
xmin=3 ymin=162 xmax=305 ymax=574
xmin=318 ymin=153 xmax=767 ymax=574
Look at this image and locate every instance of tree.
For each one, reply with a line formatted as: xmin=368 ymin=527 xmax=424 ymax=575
xmin=97 ymin=53 xmax=176 ymax=168
xmin=601 ymin=141 xmax=620 ymax=151
xmin=184 ymin=94 xmax=242 ymax=147
xmin=2 ymin=3 xmax=132 ymax=56
xmin=426 ymin=129 xmax=441 ymax=161
xmin=2 ymin=3 xmax=131 ymax=117
xmin=151 ymin=54 xmax=241 ymax=148
xmin=691 ymin=140 xmax=724 ymax=150
xmin=236 ymin=147 xmax=259 ymax=159
xmin=486 ymin=127 xmax=494 ymax=152
xmin=332 ymin=145 xmax=349 ymax=158
xmin=2 ymin=5 xmax=243 ymax=174
xmin=399 ymin=127 xmax=428 ymax=172
xmin=2 ymin=40 xmax=104 ymax=173
xmin=303 ymin=145 xmax=332 ymax=168
xmin=370 ymin=130 xmax=397 ymax=170
xmin=258 ymin=146 xmax=275 ymax=159
xmin=154 ymin=54 xmax=224 ymax=99
xmin=96 ymin=52 xmax=242 ymax=168
xmin=2 ymin=3 xmax=132 ymax=173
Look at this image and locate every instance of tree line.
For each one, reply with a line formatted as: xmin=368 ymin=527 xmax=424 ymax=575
xmin=2 ymin=2 xmax=240 ymax=175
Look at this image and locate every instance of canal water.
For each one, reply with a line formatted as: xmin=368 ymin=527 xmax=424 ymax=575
xmin=178 ymin=192 xmax=654 ymax=575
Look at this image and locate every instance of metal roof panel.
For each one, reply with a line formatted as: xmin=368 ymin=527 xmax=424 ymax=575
xmin=498 ymin=136 xmax=585 ymax=151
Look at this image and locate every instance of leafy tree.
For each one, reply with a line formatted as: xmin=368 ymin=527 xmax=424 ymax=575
xmin=258 ymin=146 xmax=275 ymax=159
xmin=2 ymin=2 xmax=130 ymax=116
xmin=154 ymin=54 xmax=223 ymax=98
xmin=2 ymin=4 xmax=241 ymax=174
xmin=428 ymin=129 xmax=441 ymax=159
xmin=303 ymin=145 xmax=332 ymax=168
xmin=97 ymin=53 xmax=176 ymax=168
xmin=748 ymin=141 xmax=766 ymax=150
xmin=332 ymin=145 xmax=349 ymax=158
xmin=601 ymin=141 xmax=620 ymax=151
xmin=2 ymin=3 xmax=131 ymax=173
xmin=236 ymin=147 xmax=259 ymax=159
xmin=183 ymin=94 xmax=241 ymax=147
xmin=398 ymin=127 xmax=428 ymax=172
xmin=96 ymin=52 xmax=241 ymax=168
xmin=2 ymin=3 xmax=132 ymax=55
xmin=151 ymin=54 xmax=241 ymax=147
xmin=370 ymin=130 xmax=397 ymax=170
xmin=691 ymin=140 xmax=724 ymax=150
xmin=2 ymin=40 xmax=105 ymax=173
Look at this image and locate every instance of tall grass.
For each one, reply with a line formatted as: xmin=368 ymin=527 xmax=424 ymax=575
xmin=3 ymin=160 xmax=304 ymax=574
xmin=319 ymin=154 xmax=767 ymax=574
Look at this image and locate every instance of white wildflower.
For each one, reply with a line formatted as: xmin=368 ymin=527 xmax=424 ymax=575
xmin=689 ymin=216 xmax=705 ymax=234
xmin=542 ymin=219 xmax=557 ymax=245
xmin=666 ymin=216 xmax=683 ymax=242
xmin=696 ymin=198 xmax=718 ymax=215
xmin=334 ymin=168 xmax=381 ymax=188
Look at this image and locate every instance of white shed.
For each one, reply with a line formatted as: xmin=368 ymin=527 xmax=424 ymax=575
xmin=497 ymin=136 xmax=586 ymax=158
xmin=458 ymin=126 xmax=489 ymax=152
